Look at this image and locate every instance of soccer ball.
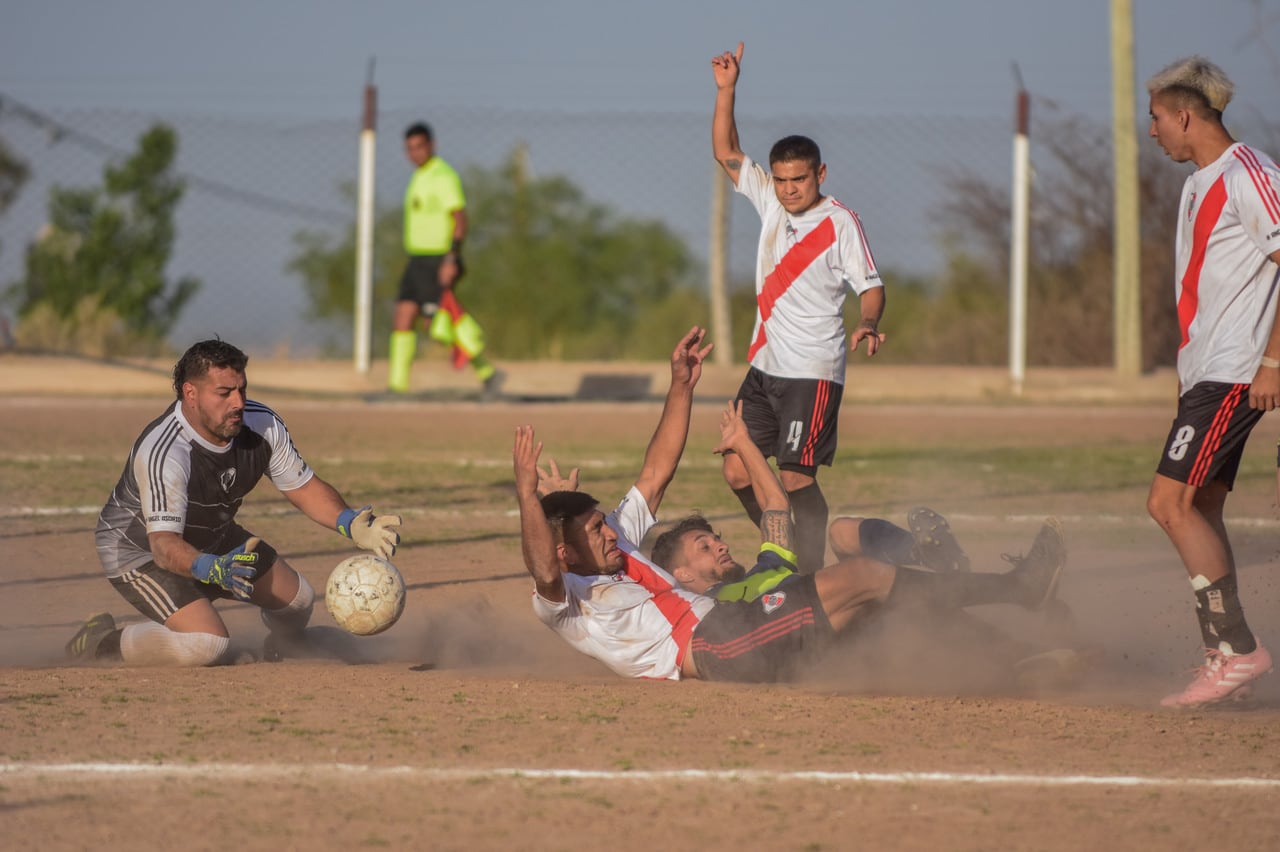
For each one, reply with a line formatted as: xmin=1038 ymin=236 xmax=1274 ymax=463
xmin=324 ymin=554 xmax=406 ymax=636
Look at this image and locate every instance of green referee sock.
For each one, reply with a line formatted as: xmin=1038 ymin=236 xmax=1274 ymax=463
xmin=388 ymin=331 xmax=417 ymax=393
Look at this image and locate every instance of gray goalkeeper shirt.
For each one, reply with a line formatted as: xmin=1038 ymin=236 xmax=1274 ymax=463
xmin=95 ymin=400 xmax=313 ymax=577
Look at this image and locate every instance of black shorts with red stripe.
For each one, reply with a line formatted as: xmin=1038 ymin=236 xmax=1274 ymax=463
xmin=735 ymin=367 xmax=843 ymax=476
xmin=1155 ymin=381 xmax=1264 ymax=489
xmin=690 ymin=573 xmax=833 ymax=682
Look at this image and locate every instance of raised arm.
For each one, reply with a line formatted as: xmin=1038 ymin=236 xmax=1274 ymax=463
xmin=711 ymin=42 xmax=746 ymax=186
xmin=514 ymin=425 xmax=565 ymax=602
xmin=714 ymin=400 xmax=793 ymax=551
xmin=633 ymin=326 xmax=714 ymax=514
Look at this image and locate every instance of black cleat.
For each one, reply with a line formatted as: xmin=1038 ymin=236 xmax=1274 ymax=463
xmin=907 ymin=506 xmax=971 ymax=572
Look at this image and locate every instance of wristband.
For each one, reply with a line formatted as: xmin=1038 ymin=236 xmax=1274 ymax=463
xmin=1261 ymin=356 xmax=1280 ymax=369
xmin=336 ymin=508 xmax=358 ymax=538
xmin=449 ymin=238 xmax=464 ymax=257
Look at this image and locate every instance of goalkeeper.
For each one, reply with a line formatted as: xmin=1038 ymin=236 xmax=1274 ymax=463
xmin=66 ymin=339 xmax=403 ymax=667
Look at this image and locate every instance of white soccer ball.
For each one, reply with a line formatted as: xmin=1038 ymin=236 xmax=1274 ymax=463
xmin=324 ymin=554 xmax=406 ymax=636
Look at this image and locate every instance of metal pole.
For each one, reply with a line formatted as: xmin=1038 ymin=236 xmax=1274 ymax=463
xmin=1112 ymin=0 xmax=1142 ymax=376
xmin=354 ymin=60 xmax=377 ymax=373
xmin=1009 ymin=85 xmax=1030 ymax=395
xmin=708 ymin=164 xmax=732 ymax=366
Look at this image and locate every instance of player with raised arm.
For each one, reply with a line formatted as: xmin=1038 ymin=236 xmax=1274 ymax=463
xmin=1144 ymin=56 xmax=1280 ymax=707
xmin=515 ymin=331 xmax=1069 ymax=683
xmin=711 ymin=41 xmax=886 ymax=573
xmin=66 ymin=339 xmax=402 ymax=667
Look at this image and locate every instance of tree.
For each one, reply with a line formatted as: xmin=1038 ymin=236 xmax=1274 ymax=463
xmin=8 ymin=124 xmax=199 ymax=353
xmin=907 ymin=107 xmax=1186 ymax=370
xmin=0 ymin=136 xmax=29 ymax=258
xmin=289 ymin=146 xmax=702 ymax=360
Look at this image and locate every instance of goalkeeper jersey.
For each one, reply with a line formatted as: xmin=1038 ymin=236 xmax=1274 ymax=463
xmin=95 ymin=400 xmax=314 ymax=578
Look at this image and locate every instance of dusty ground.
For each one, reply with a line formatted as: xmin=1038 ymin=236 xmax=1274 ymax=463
xmin=2 ymin=356 xmax=1279 ymax=850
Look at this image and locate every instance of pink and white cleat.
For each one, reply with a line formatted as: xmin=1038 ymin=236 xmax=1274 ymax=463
xmin=1160 ymin=644 xmax=1273 ymax=708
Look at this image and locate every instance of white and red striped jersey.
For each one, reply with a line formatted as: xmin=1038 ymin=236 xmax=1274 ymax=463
xmin=736 ymin=154 xmax=883 ymax=384
xmin=95 ymin=400 xmax=315 ymax=578
xmin=1174 ymin=142 xmax=1280 ymax=391
xmin=531 ymin=487 xmax=713 ymax=680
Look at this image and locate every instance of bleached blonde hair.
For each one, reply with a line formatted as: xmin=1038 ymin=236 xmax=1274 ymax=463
xmin=1146 ymin=56 xmax=1234 ymax=115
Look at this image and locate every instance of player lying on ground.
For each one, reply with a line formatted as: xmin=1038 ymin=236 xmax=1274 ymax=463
xmin=66 ymin=339 xmax=402 ymax=667
xmin=513 ymin=333 xmax=1067 ymax=682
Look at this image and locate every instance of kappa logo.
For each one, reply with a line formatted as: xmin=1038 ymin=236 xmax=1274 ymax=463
xmin=219 ymin=468 xmax=237 ymax=493
xmin=761 ymin=591 xmax=787 ymax=614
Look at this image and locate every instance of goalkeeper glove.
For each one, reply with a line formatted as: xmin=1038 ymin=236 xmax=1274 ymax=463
xmin=191 ymin=538 xmax=260 ymax=601
xmin=337 ymin=506 xmax=402 ymax=559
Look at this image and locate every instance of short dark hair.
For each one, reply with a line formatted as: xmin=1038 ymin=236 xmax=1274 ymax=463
xmin=539 ymin=491 xmax=600 ymax=543
xmin=172 ymin=339 xmax=248 ymax=399
xmin=405 ymin=122 xmax=434 ymax=142
xmin=768 ymin=135 xmax=821 ymax=170
xmin=649 ymin=514 xmax=715 ymax=571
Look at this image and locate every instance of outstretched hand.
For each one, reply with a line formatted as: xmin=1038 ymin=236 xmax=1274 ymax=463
xmin=537 ymin=456 xmax=579 ymax=497
xmin=513 ymin=425 xmax=544 ymax=498
xmin=711 ymin=42 xmax=744 ymax=89
xmin=670 ymin=326 xmax=714 ymax=390
xmin=712 ymin=399 xmax=749 ymax=455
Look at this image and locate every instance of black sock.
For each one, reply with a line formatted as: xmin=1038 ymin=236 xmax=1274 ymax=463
xmin=886 ymin=566 xmax=1018 ymax=610
xmin=732 ymin=486 xmax=763 ymax=528
xmin=97 ymin=628 xmax=124 ymax=661
xmin=857 ymin=518 xmax=917 ymax=566
xmin=1194 ymin=575 xmax=1257 ymax=655
xmin=787 ymin=482 xmax=829 ymax=573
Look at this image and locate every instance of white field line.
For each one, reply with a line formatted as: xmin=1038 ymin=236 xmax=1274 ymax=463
xmin=1 ymin=762 xmax=1278 ymax=790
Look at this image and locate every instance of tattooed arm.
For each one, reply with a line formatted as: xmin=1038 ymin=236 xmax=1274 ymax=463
xmin=713 ymin=400 xmax=793 ymax=552
xmin=710 ymin=42 xmax=745 ymax=186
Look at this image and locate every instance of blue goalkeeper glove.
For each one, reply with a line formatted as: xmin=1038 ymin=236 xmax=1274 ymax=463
xmin=190 ymin=537 xmax=260 ymax=601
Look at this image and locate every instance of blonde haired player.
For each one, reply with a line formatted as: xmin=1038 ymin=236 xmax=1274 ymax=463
xmin=710 ymin=42 xmax=885 ymax=574
xmin=1145 ymin=56 xmax=1280 ymax=706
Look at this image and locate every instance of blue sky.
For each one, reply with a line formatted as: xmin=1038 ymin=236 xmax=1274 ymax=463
xmin=3 ymin=0 xmax=1276 ymax=122
xmin=1 ymin=1 xmax=1277 ymax=352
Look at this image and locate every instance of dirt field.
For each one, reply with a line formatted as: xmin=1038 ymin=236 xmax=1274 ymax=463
xmin=2 ymin=357 xmax=1279 ymax=850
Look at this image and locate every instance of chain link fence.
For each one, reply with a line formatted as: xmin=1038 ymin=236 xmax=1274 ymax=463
xmin=0 ymin=95 xmax=1037 ymax=357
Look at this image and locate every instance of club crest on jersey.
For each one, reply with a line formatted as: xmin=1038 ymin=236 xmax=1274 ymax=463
xmin=1186 ymin=191 xmax=1197 ymax=221
xmin=761 ymin=591 xmax=786 ymax=614
xmin=219 ymin=468 xmax=237 ymax=493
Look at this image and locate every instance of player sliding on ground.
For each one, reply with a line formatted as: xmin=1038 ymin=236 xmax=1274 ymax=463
xmin=66 ymin=339 xmax=402 ymax=667
xmin=513 ymin=328 xmax=1068 ymax=682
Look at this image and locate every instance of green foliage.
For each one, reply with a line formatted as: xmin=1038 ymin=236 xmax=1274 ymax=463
xmin=7 ymin=125 xmax=199 ymax=353
xmin=0 ymin=135 xmax=29 ymax=261
xmin=462 ymin=152 xmax=698 ymax=359
xmin=288 ymin=146 xmax=704 ymax=360
xmin=288 ymin=183 xmax=406 ymax=355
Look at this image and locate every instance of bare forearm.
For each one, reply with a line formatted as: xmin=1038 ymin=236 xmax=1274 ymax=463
xmin=859 ymin=286 xmax=885 ymax=329
xmin=452 ymin=208 xmax=468 ymax=242
xmin=734 ymin=437 xmax=787 ymax=514
xmin=518 ymin=492 xmax=563 ymax=597
xmin=149 ymin=531 xmax=203 ymax=576
xmin=712 ymin=87 xmax=743 ymax=174
xmin=636 ymin=383 xmax=695 ymax=508
xmin=284 ymin=476 xmax=349 ymax=530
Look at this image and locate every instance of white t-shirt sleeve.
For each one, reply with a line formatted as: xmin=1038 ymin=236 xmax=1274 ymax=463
xmin=1231 ymin=156 xmax=1280 ymax=258
xmin=834 ymin=210 xmax=883 ymax=296
xmin=734 ymin=153 xmax=773 ymax=219
xmin=606 ymin=486 xmax=657 ymax=553
xmin=253 ymin=408 xmax=315 ymax=492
